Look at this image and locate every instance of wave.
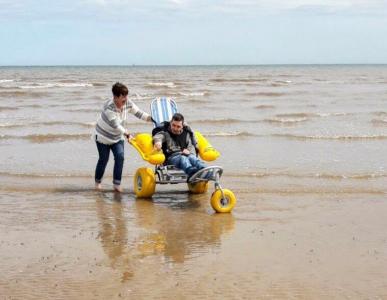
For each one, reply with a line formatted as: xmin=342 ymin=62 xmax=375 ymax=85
xmin=0 ymin=91 xmax=49 ymax=98
xmin=255 ymin=105 xmax=275 ymax=109
xmin=209 ymin=78 xmax=269 ymax=83
xmin=91 ymin=82 xmax=107 ymax=87
xmin=0 ymin=121 xmax=96 ymax=129
xmin=64 ymin=108 xmax=100 ymax=112
xmin=246 ymin=92 xmax=285 ymax=97
xmin=227 ymin=171 xmax=387 ymax=180
xmin=0 ymin=133 xmax=91 ymax=142
xmin=0 ymin=79 xmax=14 ymax=83
xmin=17 ymin=82 xmax=93 ymax=89
xmin=184 ymin=98 xmax=207 ymax=104
xmin=178 ymin=92 xmax=207 ymax=97
xmin=27 ymin=133 xmax=92 ymax=142
xmin=0 ymin=106 xmax=19 ymax=111
xmin=373 ymin=111 xmax=387 ymax=117
xmin=269 ymin=80 xmax=292 ymax=87
xmin=272 ymin=133 xmax=387 ymax=141
xmin=191 ymin=118 xmax=260 ymax=125
xmin=204 ymin=131 xmax=258 ymax=137
xmin=371 ymin=119 xmax=387 ymax=126
xmin=274 ymin=112 xmax=351 ymax=119
xmin=264 ymin=117 xmax=308 ymax=124
xmin=0 ymin=171 xmax=91 ymax=178
xmin=146 ymin=82 xmax=176 ymax=88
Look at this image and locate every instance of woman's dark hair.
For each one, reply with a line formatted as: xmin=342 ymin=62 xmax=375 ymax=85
xmin=112 ymin=82 xmax=129 ymax=97
xmin=171 ymin=113 xmax=184 ymax=123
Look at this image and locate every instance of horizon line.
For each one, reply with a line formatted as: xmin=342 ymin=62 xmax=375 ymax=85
xmin=1 ymin=63 xmax=387 ymax=67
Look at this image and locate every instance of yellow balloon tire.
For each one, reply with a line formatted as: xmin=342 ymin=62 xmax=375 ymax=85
xmin=188 ymin=181 xmax=209 ymax=194
xmin=210 ymin=189 xmax=236 ymax=213
xmin=134 ymin=167 xmax=156 ymax=198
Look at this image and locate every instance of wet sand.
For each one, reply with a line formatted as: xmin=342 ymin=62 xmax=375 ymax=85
xmin=1 ymin=176 xmax=387 ymax=299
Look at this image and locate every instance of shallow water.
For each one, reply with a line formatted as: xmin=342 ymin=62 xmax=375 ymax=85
xmin=1 ymin=65 xmax=387 ymax=298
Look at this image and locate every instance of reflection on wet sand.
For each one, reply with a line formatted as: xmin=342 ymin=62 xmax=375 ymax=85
xmin=133 ymin=197 xmax=235 ymax=263
xmin=95 ymin=191 xmax=235 ymax=278
xmin=95 ymin=192 xmax=134 ymax=282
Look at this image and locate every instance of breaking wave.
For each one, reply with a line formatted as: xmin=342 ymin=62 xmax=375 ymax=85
xmin=191 ymin=118 xmax=260 ymax=125
xmin=227 ymin=171 xmax=387 ymax=180
xmin=146 ymin=82 xmax=176 ymax=88
xmin=15 ymin=82 xmax=93 ymax=89
xmin=272 ymin=133 xmax=387 ymax=141
xmin=204 ymin=131 xmax=258 ymax=137
xmin=264 ymin=117 xmax=308 ymax=124
xmin=0 ymin=133 xmax=91 ymax=142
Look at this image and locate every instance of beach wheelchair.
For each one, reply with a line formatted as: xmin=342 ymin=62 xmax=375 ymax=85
xmin=129 ymin=97 xmax=236 ymax=213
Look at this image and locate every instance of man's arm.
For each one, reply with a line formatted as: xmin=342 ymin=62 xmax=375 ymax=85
xmin=153 ymin=132 xmax=164 ymax=151
xmin=185 ymin=131 xmax=196 ymax=155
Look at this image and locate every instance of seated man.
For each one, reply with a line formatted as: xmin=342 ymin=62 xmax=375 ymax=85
xmin=153 ymin=113 xmax=206 ymax=178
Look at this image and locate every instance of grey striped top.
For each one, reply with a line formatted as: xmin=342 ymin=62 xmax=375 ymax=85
xmin=95 ymin=99 xmax=150 ymax=144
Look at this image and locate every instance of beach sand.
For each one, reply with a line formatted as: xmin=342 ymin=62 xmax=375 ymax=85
xmin=1 ymin=175 xmax=387 ymax=299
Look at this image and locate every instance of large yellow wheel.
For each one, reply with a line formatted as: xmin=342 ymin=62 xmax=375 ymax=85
xmin=210 ymin=189 xmax=236 ymax=213
xmin=188 ymin=181 xmax=209 ymax=194
xmin=134 ymin=168 xmax=156 ymax=198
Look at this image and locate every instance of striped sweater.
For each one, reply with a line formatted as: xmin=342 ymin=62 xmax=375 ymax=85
xmin=95 ymin=99 xmax=150 ymax=144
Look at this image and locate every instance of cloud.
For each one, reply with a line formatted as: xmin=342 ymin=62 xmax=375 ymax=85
xmin=0 ymin=0 xmax=386 ymax=23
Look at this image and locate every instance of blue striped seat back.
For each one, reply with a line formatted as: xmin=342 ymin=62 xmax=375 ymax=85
xmin=150 ymin=97 xmax=178 ymax=127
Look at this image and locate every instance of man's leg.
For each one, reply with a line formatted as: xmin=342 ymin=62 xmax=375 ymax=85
xmin=111 ymin=140 xmax=125 ymax=191
xmin=95 ymin=141 xmax=110 ymax=189
xmin=168 ymin=155 xmax=197 ymax=176
xmin=187 ymin=154 xmax=206 ymax=170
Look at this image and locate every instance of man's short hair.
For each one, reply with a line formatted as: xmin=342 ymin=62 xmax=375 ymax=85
xmin=171 ymin=113 xmax=184 ymax=123
xmin=112 ymin=82 xmax=129 ymax=97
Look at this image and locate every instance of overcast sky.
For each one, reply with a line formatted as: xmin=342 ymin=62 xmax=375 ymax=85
xmin=1 ymin=0 xmax=387 ymax=65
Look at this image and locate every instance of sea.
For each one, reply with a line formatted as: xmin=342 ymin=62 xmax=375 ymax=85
xmin=1 ymin=65 xmax=386 ymax=298
xmin=0 ymin=65 xmax=386 ymax=193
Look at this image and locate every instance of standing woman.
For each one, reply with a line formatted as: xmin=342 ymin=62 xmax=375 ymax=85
xmin=95 ymin=82 xmax=151 ymax=192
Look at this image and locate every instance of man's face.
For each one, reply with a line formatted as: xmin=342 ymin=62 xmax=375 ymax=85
xmin=170 ymin=120 xmax=183 ymax=135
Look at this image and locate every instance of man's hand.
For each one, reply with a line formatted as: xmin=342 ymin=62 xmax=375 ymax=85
xmin=182 ymin=149 xmax=190 ymax=156
xmin=154 ymin=141 xmax=162 ymax=151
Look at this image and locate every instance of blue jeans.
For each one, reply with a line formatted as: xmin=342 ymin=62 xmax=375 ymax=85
xmin=95 ymin=139 xmax=125 ymax=185
xmin=167 ymin=154 xmax=206 ymax=177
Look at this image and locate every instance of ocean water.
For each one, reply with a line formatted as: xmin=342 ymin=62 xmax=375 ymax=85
xmin=1 ymin=65 xmax=387 ymax=298
xmin=0 ymin=65 xmax=386 ymax=193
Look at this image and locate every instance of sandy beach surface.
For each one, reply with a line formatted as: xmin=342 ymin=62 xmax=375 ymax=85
xmin=1 ymin=175 xmax=387 ymax=299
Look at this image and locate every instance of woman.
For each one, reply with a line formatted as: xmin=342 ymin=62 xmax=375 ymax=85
xmin=94 ymin=82 xmax=151 ymax=192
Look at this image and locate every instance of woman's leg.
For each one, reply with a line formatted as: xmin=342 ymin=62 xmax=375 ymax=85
xmin=95 ymin=141 xmax=110 ymax=184
xmin=111 ymin=140 xmax=125 ymax=186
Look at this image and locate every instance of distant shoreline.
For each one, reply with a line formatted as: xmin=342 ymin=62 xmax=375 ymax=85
xmin=1 ymin=63 xmax=387 ymax=68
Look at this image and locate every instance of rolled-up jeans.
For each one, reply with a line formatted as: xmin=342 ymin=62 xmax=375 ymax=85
xmin=167 ymin=154 xmax=206 ymax=176
xmin=95 ymin=139 xmax=125 ymax=185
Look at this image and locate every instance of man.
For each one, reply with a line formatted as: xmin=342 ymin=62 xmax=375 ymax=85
xmin=153 ymin=113 xmax=206 ymax=178
xmin=95 ymin=82 xmax=152 ymax=192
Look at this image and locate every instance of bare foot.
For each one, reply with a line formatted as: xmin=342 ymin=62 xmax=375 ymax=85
xmin=113 ymin=184 xmax=123 ymax=193
xmin=95 ymin=183 xmax=102 ymax=190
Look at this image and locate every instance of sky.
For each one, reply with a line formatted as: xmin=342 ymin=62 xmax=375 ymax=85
xmin=1 ymin=0 xmax=387 ymax=65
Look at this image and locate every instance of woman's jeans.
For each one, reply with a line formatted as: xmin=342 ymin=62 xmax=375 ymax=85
xmin=167 ymin=154 xmax=206 ymax=177
xmin=95 ymin=139 xmax=124 ymax=185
